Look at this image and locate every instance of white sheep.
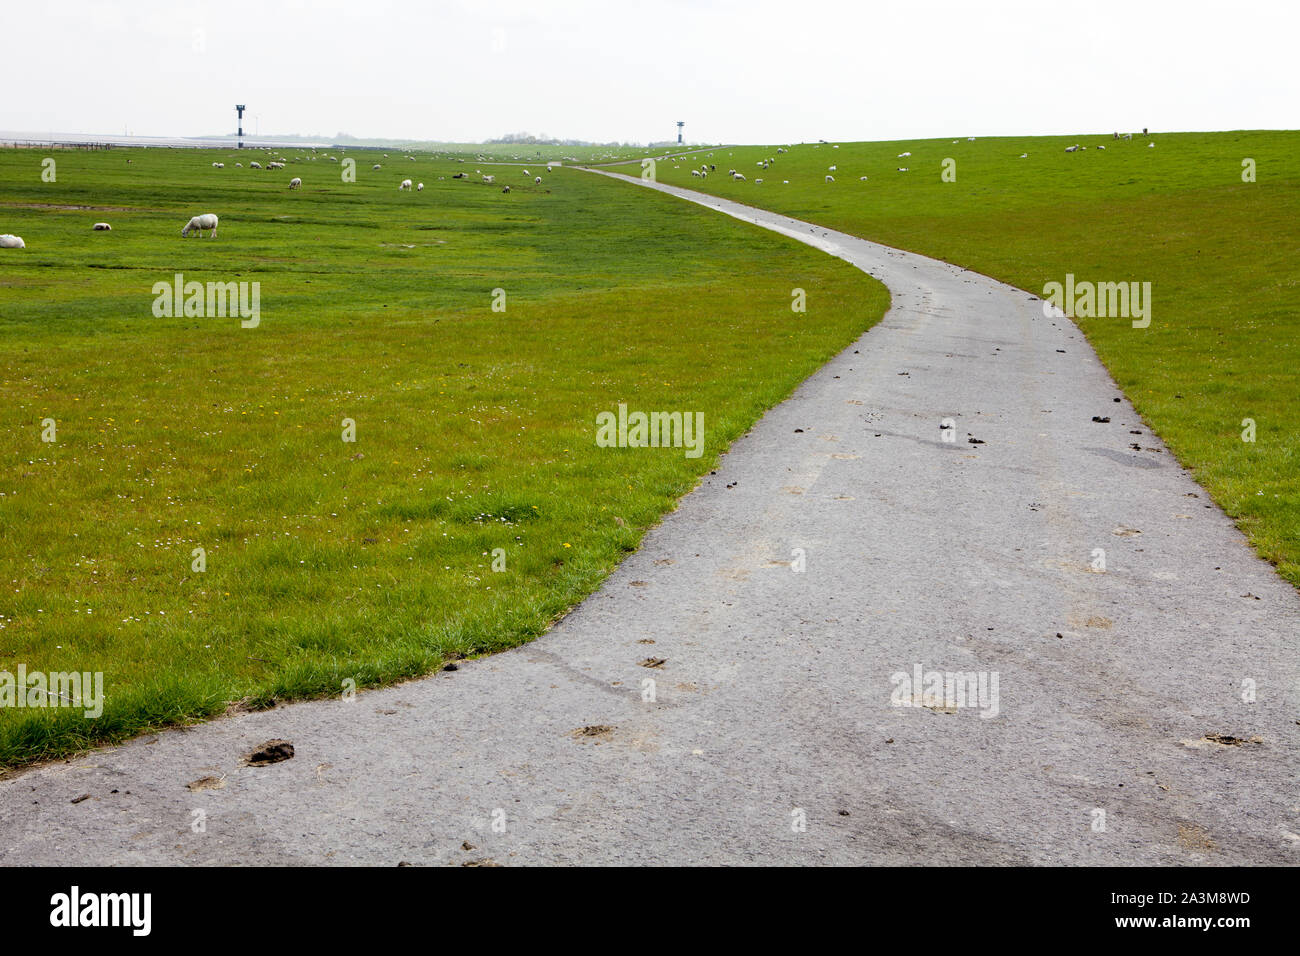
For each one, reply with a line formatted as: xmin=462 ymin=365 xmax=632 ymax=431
xmin=399 ymin=179 xmax=413 ymax=190
xmin=825 ymin=175 xmax=834 ymax=182
xmin=1020 ymin=153 xmax=1028 ymax=158
xmin=755 ymin=178 xmax=763 ymax=184
xmin=859 ymin=176 xmax=868 ymax=181
xmin=181 ymin=214 xmax=219 ymax=238
xmin=1065 ymin=145 xmax=1079 ymax=153
xmin=0 ymin=234 xmax=26 ymax=248
xmin=898 ymin=152 xmax=911 ymax=158
xmin=691 ymin=170 xmax=701 ymax=177
xmin=289 ymin=177 xmax=302 ymax=189
xmin=828 ymin=165 xmax=837 ymax=171
xmin=534 ymin=176 xmax=542 ymax=184
xmin=1148 ymin=142 xmax=1156 ymax=148
xmin=250 ymin=161 xmax=262 ymax=169
xmin=733 ymin=173 xmax=746 ymax=181
xmin=373 ymin=164 xmax=382 ymax=170
xmin=483 ymin=174 xmax=495 ymax=184
xmin=92 ymin=222 xmax=112 ymax=230
xmin=897 ymin=167 xmax=909 ymax=172
xmin=417 ymin=182 xmax=424 ymax=191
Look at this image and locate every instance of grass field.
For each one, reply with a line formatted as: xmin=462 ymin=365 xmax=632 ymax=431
xmin=604 ymin=131 xmax=1300 ymax=588
xmin=0 ymin=146 xmax=887 ymax=767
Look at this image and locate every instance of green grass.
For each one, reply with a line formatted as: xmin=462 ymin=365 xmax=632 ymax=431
xmin=0 ymin=145 xmax=887 ymax=768
xmin=604 ymin=131 xmax=1300 ymax=587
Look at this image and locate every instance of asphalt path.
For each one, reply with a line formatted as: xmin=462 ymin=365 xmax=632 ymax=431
xmin=2 ymin=172 xmax=1295 ymax=866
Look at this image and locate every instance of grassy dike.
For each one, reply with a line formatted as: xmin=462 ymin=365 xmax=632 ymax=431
xmin=604 ymin=131 xmax=1299 ymax=588
xmin=0 ymin=146 xmax=887 ymax=767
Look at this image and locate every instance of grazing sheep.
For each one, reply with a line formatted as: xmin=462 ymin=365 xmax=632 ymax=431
xmin=453 ymin=172 xmax=466 ymax=179
xmin=92 ymin=222 xmax=112 ymax=231
xmin=0 ymin=234 xmax=26 ymax=249
xmin=692 ymin=169 xmax=701 ymax=177
xmin=181 ymin=213 xmax=219 ymax=238
xmin=859 ymin=176 xmax=868 ymax=181
xmin=250 ymin=161 xmax=262 ymax=169
xmin=235 ymin=162 xmax=243 ymax=167
xmin=373 ymin=164 xmax=382 ymax=170
xmin=399 ymin=179 xmax=413 ymax=190
xmin=897 ymin=167 xmax=909 ymax=172
xmin=289 ymin=177 xmax=302 ymax=189
xmin=828 ymin=164 xmax=837 ymax=171
xmin=733 ymin=173 xmax=746 ymax=181
xmin=1148 ymin=142 xmax=1156 ymax=148
xmin=825 ymin=175 xmax=834 ymax=183
xmin=898 ymin=152 xmax=911 ymax=158
xmin=1065 ymin=145 xmax=1079 ymax=153
xmin=1020 ymin=153 xmax=1028 ymax=158
xmin=755 ymin=178 xmax=763 ymax=184
xmin=502 ymin=186 xmax=511 ymax=193
xmin=417 ymin=182 xmax=424 ymax=191
xmin=1097 ymin=145 xmax=1106 ymax=150
xmin=534 ymin=176 xmax=541 ymax=184
xmin=523 ymin=169 xmax=529 ymax=175
xmin=483 ymin=174 xmax=495 ymax=184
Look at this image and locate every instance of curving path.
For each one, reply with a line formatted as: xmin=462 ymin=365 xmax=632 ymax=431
xmin=2 ymin=173 xmax=1296 ymax=866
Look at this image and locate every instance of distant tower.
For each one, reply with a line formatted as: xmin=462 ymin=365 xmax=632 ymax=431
xmin=236 ymin=105 xmax=246 ymax=149
xmin=677 ymin=121 xmax=684 ymax=145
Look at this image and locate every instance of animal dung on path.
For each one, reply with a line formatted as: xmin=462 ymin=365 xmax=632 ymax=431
xmin=244 ymin=739 xmax=295 ymax=766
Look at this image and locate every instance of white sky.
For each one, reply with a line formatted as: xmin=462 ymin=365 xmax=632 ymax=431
xmin=6 ymin=0 xmax=1296 ymax=144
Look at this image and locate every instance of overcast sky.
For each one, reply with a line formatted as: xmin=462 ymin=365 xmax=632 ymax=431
xmin=6 ymin=0 xmax=1295 ymax=144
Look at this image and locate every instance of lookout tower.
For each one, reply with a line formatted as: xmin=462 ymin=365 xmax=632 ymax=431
xmin=236 ymin=105 xmax=246 ymax=149
xmin=676 ymin=121 xmax=684 ymax=145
